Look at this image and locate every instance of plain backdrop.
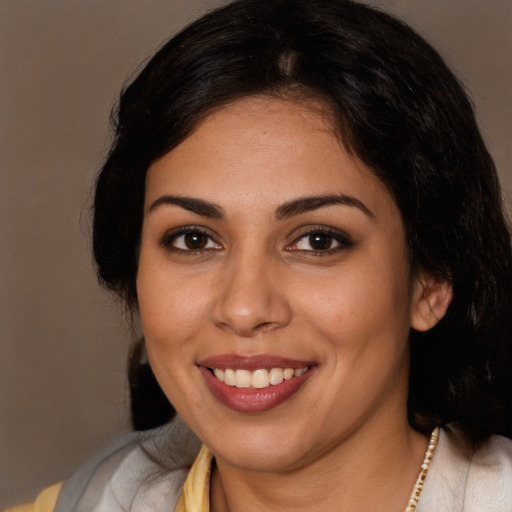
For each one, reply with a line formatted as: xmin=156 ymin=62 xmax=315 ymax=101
xmin=1 ymin=0 xmax=510 ymax=507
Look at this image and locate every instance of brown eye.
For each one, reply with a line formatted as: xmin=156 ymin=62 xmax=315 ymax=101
xmin=290 ymin=228 xmax=353 ymax=254
xmin=184 ymin=232 xmax=208 ymax=250
xmin=162 ymin=229 xmax=221 ymax=252
xmin=308 ymin=233 xmax=334 ymax=251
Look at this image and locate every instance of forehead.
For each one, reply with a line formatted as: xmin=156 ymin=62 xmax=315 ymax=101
xmin=145 ymin=97 xmax=397 ymax=218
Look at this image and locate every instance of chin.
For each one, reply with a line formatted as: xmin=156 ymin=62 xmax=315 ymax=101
xmin=202 ymin=420 xmax=321 ymax=473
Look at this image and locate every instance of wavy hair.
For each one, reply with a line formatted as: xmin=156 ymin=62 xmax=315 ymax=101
xmin=93 ymin=0 xmax=512 ymax=445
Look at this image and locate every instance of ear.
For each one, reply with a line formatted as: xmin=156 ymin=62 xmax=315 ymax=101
xmin=410 ymin=273 xmax=453 ymax=332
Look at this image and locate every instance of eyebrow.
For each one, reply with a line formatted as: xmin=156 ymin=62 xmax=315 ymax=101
xmin=149 ymin=195 xmax=224 ymax=218
xmin=148 ymin=193 xmax=375 ymax=221
xmin=275 ymin=194 xmax=375 ymax=220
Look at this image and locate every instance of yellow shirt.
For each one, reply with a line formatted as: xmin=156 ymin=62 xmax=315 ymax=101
xmin=174 ymin=445 xmax=212 ymax=512
xmin=3 ymin=483 xmax=62 ymax=512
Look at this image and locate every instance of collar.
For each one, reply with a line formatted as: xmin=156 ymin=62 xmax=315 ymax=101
xmin=174 ymin=445 xmax=212 ymax=512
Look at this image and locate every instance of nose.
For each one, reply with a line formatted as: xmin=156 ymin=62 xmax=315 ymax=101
xmin=212 ymin=252 xmax=292 ymax=337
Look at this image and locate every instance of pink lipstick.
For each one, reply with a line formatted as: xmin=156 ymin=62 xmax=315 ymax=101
xmin=198 ymin=354 xmax=315 ymax=413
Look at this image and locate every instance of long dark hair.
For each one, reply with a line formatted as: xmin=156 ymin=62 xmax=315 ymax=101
xmin=93 ymin=0 xmax=512 ymax=445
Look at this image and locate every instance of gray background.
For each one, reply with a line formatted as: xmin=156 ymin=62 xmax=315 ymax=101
xmin=1 ymin=0 xmax=510 ymax=507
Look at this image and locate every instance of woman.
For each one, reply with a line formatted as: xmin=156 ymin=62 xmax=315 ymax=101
xmin=9 ymin=0 xmax=512 ymax=510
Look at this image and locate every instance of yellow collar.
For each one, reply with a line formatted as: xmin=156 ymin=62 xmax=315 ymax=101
xmin=174 ymin=445 xmax=212 ymax=512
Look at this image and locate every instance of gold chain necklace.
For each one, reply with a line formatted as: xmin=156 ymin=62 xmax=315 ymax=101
xmin=404 ymin=427 xmax=440 ymax=512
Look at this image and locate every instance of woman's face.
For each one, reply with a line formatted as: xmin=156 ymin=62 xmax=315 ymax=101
xmin=137 ymin=97 xmax=425 ymax=473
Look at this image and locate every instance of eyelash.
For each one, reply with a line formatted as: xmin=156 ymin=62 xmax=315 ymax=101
xmin=159 ymin=226 xmax=354 ymax=256
xmin=287 ymin=227 xmax=354 ymax=256
xmin=159 ymin=226 xmax=221 ymax=254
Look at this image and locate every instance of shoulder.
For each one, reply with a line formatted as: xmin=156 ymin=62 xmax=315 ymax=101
xmin=464 ymin=434 xmax=512 ymax=510
xmin=3 ymin=483 xmax=63 ymax=512
xmin=418 ymin=429 xmax=512 ymax=512
xmin=53 ymin=416 xmax=200 ymax=512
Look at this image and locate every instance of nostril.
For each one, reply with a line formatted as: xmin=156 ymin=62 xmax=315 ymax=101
xmin=255 ymin=321 xmax=279 ymax=332
xmin=212 ymin=281 xmax=293 ymax=336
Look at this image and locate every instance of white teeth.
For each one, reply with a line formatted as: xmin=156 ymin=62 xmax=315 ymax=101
xmin=212 ymin=366 xmax=308 ymax=389
xmin=251 ymin=369 xmax=269 ymax=388
xmin=269 ymin=368 xmax=284 ymax=385
xmin=234 ymin=369 xmax=251 ymax=388
xmin=283 ymin=368 xmax=294 ymax=380
xmin=224 ymin=369 xmax=236 ymax=386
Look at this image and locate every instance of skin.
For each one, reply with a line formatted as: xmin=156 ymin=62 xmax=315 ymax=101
xmin=137 ymin=97 xmax=452 ymax=511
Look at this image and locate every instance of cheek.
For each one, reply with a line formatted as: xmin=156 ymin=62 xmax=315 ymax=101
xmin=138 ymin=239 xmax=213 ymax=321
xmin=138 ymin=278 xmax=208 ymax=347
xmin=136 ymin=262 xmax=208 ymax=407
xmin=136 ymin=251 xmax=208 ymax=357
xmin=299 ymin=269 xmax=410 ymax=331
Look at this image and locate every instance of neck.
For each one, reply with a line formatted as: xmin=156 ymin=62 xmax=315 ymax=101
xmin=210 ymin=420 xmax=429 ymax=512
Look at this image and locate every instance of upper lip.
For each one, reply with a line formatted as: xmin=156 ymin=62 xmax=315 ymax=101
xmin=197 ymin=354 xmax=315 ymax=371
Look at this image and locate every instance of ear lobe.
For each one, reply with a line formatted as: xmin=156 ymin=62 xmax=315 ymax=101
xmin=410 ymin=274 xmax=453 ymax=332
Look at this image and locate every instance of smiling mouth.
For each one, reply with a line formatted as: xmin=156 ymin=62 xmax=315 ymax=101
xmin=198 ymin=355 xmax=315 ymax=413
xmin=210 ymin=367 xmax=309 ymax=389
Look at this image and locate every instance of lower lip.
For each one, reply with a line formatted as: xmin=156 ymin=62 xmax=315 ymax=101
xmin=199 ymin=366 xmax=313 ymax=413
